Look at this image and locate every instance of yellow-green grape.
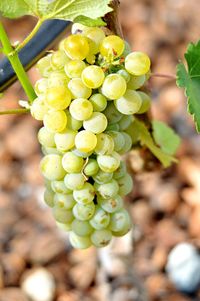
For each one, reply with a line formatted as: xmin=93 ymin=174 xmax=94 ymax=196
xmin=114 ymin=89 xmax=142 ymax=115
xmin=63 ymin=34 xmax=89 ymax=60
xmin=93 ymin=170 xmax=113 ymax=185
xmin=83 ymin=27 xmax=105 ymax=53
xmin=109 ymin=209 xmax=131 ymax=233
xmin=94 ymin=179 xmax=119 ymax=199
xmin=69 ymin=232 xmax=92 ymax=249
xmin=44 ymin=188 xmax=55 ymax=207
xmin=62 ymin=151 xmax=84 ymax=173
xmin=102 ymin=74 xmax=127 ymax=99
xmin=103 ymin=102 xmax=122 ymax=124
xmin=89 ymin=207 xmax=110 ymax=230
xmin=36 ymin=54 xmax=52 ymax=77
xmin=54 ymin=193 xmax=76 ymax=210
xmin=52 ymin=207 xmax=74 ymax=224
xmin=40 ymin=154 xmax=66 ymax=181
xmin=64 ymin=173 xmax=85 ymax=190
xmin=69 ymin=98 xmax=93 ymax=121
xmin=90 ymin=229 xmax=112 ymax=248
xmin=125 ymin=52 xmax=151 ymax=76
xmin=100 ymin=35 xmax=125 ymax=59
xmin=51 ymin=180 xmax=72 ymax=194
xmin=117 ymin=69 xmax=131 ymax=83
xmin=118 ymin=132 xmax=132 ymax=154
xmin=98 ymin=195 xmax=123 ymax=213
xmin=97 ymin=152 xmax=121 ymax=173
xmin=56 ymin=221 xmax=72 ymax=231
xmin=51 ymin=50 xmax=70 ymax=70
xmin=38 ymin=126 xmax=55 ymax=148
xmin=94 ymin=133 xmax=114 ymax=155
xmin=81 ymin=65 xmax=105 ymax=89
xmin=118 ymin=115 xmax=134 ymax=131
xmin=83 ymin=158 xmax=99 ymax=176
xmin=54 ymin=128 xmax=76 ymax=152
xmin=31 ymin=97 xmax=48 ymax=121
xmin=64 ymin=60 xmax=86 ymax=78
xmin=106 ymin=130 xmax=125 ymax=152
xmin=47 ymin=71 xmax=70 ymax=87
xmin=117 ymin=173 xmax=133 ymax=196
xmin=75 ymin=130 xmax=97 ymax=153
xmin=44 ymin=110 xmax=67 ymax=133
xmin=71 ymin=220 xmax=93 ymax=237
xmin=41 ymin=146 xmax=61 ymax=155
xmin=35 ymin=78 xmax=48 ymax=96
xmin=89 ymin=93 xmax=107 ymax=112
xmin=83 ymin=112 xmax=108 ymax=134
xmin=45 ymin=86 xmax=71 ymax=110
xmin=73 ymin=183 xmax=95 ymax=205
xmin=136 ymin=91 xmax=151 ymax=114
xmin=86 ymin=52 xmax=96 ymax=64
xmin=68 ymin=78 xmax=92 ymax=99
xmin=73 ymin=202 xmax=95 ymax=221
xmin=66 ymin=111 xmax=82 ymax=131
xmin=127 ymin=75 xmax=146 ymax=90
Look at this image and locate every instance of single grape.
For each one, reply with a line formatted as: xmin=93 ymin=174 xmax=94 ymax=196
xmin=97 ymin=152 xmax=121 ymax=173
xmin=45 ymin=86 xmax=71 ymax=110
xmin=40 ymin=154 xmax=66 ymax=181
xmin=69 ymin=232 xmax=91 ymax=249
xmin=103 ymin=102 xmax=123 ymax=124
xmin=44 ymin=188 xmax=55 ymax=207
xmin=102 ymin=74 xmax=127 ymax=100
xmin=114 ymin=89 xmax=142 ymax=115
xmin=98 ymin=195 xmax=123 ymax=213
xmin=54 ymin=193 xmax=76 ymax=210
xmin=62 ymin=152 xmax=84 ymax=173
xmin=51 ymin=50 xmax=70 ymax=70
xmin=83 ymin=112 xmax=108 ymax=134
xmin=47 ymin=70 xmax=70 ymax=87
xmin=117 ymin=173 xmax=133 ymax=196
xmin=118 ymin=115 xmax=134 ymax=131
xmin=44 ymin=110 xmax=67 ymax=133
xmin=68 ymin=78 xmax=92 ymax=99
xmin=54 ymin=128 xmax=77 ymax=152
xmin=94 ymin=179 xmax=119 ymax=199
xmin=109 ymin=209 xmax=131 ymax=234
xmin=63 ymin=34 xmax=89 ymax=60
xmin=90 ymin=207 xmax=110 ymax=230
xmin=90 ymin=229 xmax=112 ymax=248
xmin=75 ymin=130 xmax=97 ymax=153
xmin=83 ymin=27 xmax=105 ymax=53
xmin=41 ymin=146 xmax=61 ymax=155
xmin=71 ymin=220 xmax=93 ymax=237
xmin=72 ymin=148 xmax=93 ymax=158
xmin=117 ymin=69 xmax=131 ymax=82
xmin=35 ymin=78 xmax=48 ymax=96
xmin=113 ymin=161 xmax=127 ymax=180
xmin=106 ymin=123 xmax=120 ymax=131
xmin=125 ymin=51 xmax=151 ymax=76
xmin=93 ymin=170 xmax=113 ymax=184
xmin=94 ymin=133 xmax=114 ymax=155
xmin=69 ymin=98 xmax=93 ymax=121
xmin=56 ymin=221 xmax=72 ymax=231
xmin=73 ymin=202 xmax=95 ymax=221
xmin=64 ymin=173 xmax=85 ymax=190
xmin=81 ymin=65 xmax=105 ymax=89
xmin=100 ymin=35 xmax=124 ymax=59
xmin=73 ymin=183 xmax=95 ymax=205
xmin=52 ymin=206 xmax=74 ymax=224
xmin=118 ymin=132 xmax=132 ymax=154
xmin=84 ymin=158 xmax=99 ymax=176
xmin=38 ymin=127 xmax=55 ymax=148
xmin=136 ymin=91 xmax=151 ymax=114
xmin=64 ymin=59 xmax=86 ymax=78
xmin=89 ymin=93 xmax=107 ymax=112
xmin=106 ymin=130 xmax=125 ymax=152
xmin=36 ymin=54 xmax=52 ymax=77
xmin=30 ymin=97 xmax=48 ymax=121
xmin=65 ymin=111 xmax=83 ymax=131
xmin=51 ymin=180 xmax=72 ymax=194
xmin=127 ymin=75 xmax=146 ymax=90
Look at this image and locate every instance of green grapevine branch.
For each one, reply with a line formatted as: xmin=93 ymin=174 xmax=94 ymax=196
xmin=0 ymin=108 xmax=30 ymax=115
xmin=0 ymin=22 xmax=36 ymax=103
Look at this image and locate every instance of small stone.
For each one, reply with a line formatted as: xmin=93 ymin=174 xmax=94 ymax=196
xmin=1 ymin=253 xmax=26 ymax=286
xmin=152 ymin=247 xmax=168 ymax=271
xmin=146 ymin=273 xmax=172 ymax=298
xmin=21 ymin=268 xmax=56 ymax=301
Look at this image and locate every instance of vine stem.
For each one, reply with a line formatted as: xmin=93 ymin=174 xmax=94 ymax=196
xmin=15 ymin=19 xmax=43 ymax=52
xmin=0 ymin=108 xmax=30 ymax=115
xmin=0 ymin=22 xmax=36 ymax=103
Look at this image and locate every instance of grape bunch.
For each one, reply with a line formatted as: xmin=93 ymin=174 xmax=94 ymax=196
xmin=31 ymin=23 xmax=151 ymax=249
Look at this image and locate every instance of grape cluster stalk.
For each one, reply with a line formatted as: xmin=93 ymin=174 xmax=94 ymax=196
xmin=31 ymin=23 xmax=152 ymax=249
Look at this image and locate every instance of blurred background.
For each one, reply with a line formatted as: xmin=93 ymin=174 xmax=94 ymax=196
xmin=0 ymin=0 xmax=200 ymax=300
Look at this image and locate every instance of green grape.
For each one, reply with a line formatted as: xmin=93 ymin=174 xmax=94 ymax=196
xmin=75 ymin=130 xmax=97 ymax=153
xmin=47 ymin=71 xmax=70 ymax=87
xmin=72 ymin=149 xmax=93 ymax=158
xmin=81 ymin=65 xmax=105 ymax=89
xmin=117 ymin=69 xmax=131 ymax=82
xmin=117 ymin=173 xmax=133 ymax=196
xmin=65 ymin=111 xmax=82 ymax=131
xmin=127 ymin=75 xmax=146 ymax=90
xmin=103 ymin=102 xmax=123 ymax=124
xmin=73 ymin=202 xmax=95 ymax=221
xmin=90 ymin=229 xmax=112 ymax=248
xmin=102 ymin=74 xmax=127 ymax=100
xmin=106 ymin=123 xmax=120 ymax=131
xmin=136 ymin=91 xmax=151 ymax=114
xmin=52 ymin=206 xmax=74 ymax=224
xmin=64 ymin=173 xmax=85 ymax=190
xmin=86 ymin=52 xmax=96 ymax=64
xmin=68 ymin=78 xmax=92 ymax=99
xmin=100 ymin=35 xmax=124 ymax=59
xmin=51 ymin=180 xmax=72 ymax=194
xmin=125 ymin=52 xmax=151 ymax=76
xmin=73 ymin=183 xmax=95 ymax=205
xmin=51 ymin=50 xmax=70 ymax=70
xmin=84 ymin=158 xmax=99 ymax=176
xmin=83 ymin=27 xmax=105 ymax=53
xmin=69 ymin=232 xmax=91 ymax=249
xmin=69 ymin=98 xmax=93 ymax=121
xmin=54 ymin=128 xmax=77 ymax=152
xmin=112 ymin=218 xmax=132 ymax=237
xmin=44 ymin=110 xmax=67 ymax=133
xmin=63 ymin=34 xmax=89 ymax=60
xmin=94 ymin=133 xmax=114 ymax=155
xmin=118 ymin=115 xmax=134 ymax=130
xmin=36 ymin=54 xmax=52 ymax=77
xmin=64 ymin=59 xmax=86 ymax=78
xmin=89 ymin=93 xmax=107 ymax=112
xmin=97 ymin=152 xmax=121 ymax=173
xmin=90 ymin=207 xmax=110 ymax=230
xmin=62 ymin=152 xmax=84 ymax=173
xmin=114 ymin=89 xmax=142 ymax=115
xmin=41 ymin=146 xmax=61 ymax=155
xmin=118 ymin=132 xmax=132 ymax=154
xmin=109 ymin=209 xmax=131 ymax=233
xmin=44 ymin=188 xmax=55 ymax=207
xmin=106 ymin=131 xmax=125 ymax=152
xmin=38 ymin=127 xmax=55 ymax=148
xmin=40 ymin=154 xmax=66 ymax=181
xmin=35 ymin=78 xmax=48 ymax=96
xmin=113 ymin=161 xmax=127 ymax=180
xmin=93 ymin=170 xmax=113 ymax=184
xmin=98 ymin=195 xmax=123 ymax=213
xmin=122 ymin=41 xmax=131 ymax=56
xmin=30 ymin=97 xmax=48 ymax=121
xmin=94 ymin=179 xmax=119 ymax=199
xmin=54 ymin=193 xmax=76 ymax=209
xmin=71 ymin=220 xmax=93 ymax=237
xmin=56 ymin=221 xmax=72 ymax=231
xmin=83 ymin=112 xmax=108 ymax=134
xmin=45 ymin=86 xmax=71 ymax=110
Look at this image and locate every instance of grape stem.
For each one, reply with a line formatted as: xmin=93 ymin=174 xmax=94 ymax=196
xmin=0 ymin=108 xmax=30 ymax=115
xmin=0 ymin=22 xmax=36 ymax=103
xmin=151 ymin=72 xmax=176 ymax=80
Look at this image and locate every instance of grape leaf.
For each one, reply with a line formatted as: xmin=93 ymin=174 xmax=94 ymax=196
xmin=130 ymin=118 xmax=177 ymax=168
xmin=74 ymin=16 xmax=106 ymax=27
xmin=0 ymin=0 xmax=112 ymax=22
xmin=152 ymin=120 xmax=181 ymax=156
xmin=176 ymin=40 xmax=200 ymax=132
